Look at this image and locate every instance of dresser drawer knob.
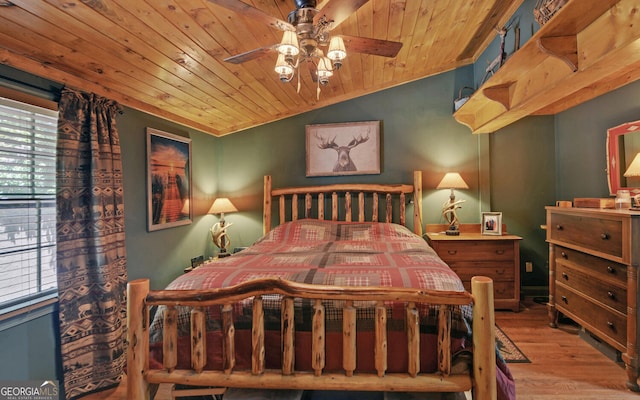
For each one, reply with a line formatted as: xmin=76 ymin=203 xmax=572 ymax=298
xmin=447 ymin=250 xmax=457 ymax=255
xmin=561 ymin=251 xmax=568 ymax=259
xmin=495 ymin=249 xmax=505 ymax=255
xmin=608 ymin=291 xmax=616 ymax=300
xmin=562 ymin=272 xmax=569 ymax=280
xmin=555 ymin=224 xmax=563 ymax=231
xmin=561 ymin=296 xmax=568 ymax=304
xmin=601 ymin=233 xmax=610 ymax=240
xmin=607 ymin=266 xmax=616 ymax=274
xmin=607 ymin=321 xmax=616 ymax=331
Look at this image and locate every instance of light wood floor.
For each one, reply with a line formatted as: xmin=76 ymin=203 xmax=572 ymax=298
xmin=85 ymin=299 xmax=638 ymax=400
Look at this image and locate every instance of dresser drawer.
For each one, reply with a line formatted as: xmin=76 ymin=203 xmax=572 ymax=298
xmin=449 ymin=262 xmax=515 ymax=282
xmin=556 ymin=284 xmax=626 ymax=349
xmin=433 ymin=240 xmax=514 ymax=262
xmin=548 ymin=212 xmax=623 ymax=258
xmin=554 ymin=245 xmax=627 ymax=286
xmin=555 ymin=262 xmax=627 ymax=314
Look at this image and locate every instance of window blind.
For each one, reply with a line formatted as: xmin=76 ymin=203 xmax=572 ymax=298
xmin=0 ymin=96 xmax=58 ymax=314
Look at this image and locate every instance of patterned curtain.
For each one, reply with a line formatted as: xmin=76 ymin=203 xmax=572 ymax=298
xmin=56 ymin=88 xmax=128 ymax=399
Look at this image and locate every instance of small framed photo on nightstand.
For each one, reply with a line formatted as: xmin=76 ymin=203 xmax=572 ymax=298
xmin=482 ymin=212 xmax=502 ymax=235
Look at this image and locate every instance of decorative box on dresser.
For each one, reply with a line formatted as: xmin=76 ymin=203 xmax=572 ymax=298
xmin=425 ymin=224 xmax=522 ymax=311
xmin=546 ymin=206 xmax=640 ymax=391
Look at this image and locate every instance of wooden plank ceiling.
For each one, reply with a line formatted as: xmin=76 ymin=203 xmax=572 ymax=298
xmin=0 ymin=0 xmax=521 ymax=136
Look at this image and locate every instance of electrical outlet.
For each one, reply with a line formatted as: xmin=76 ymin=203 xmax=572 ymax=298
xmin=525 ymin=261 xmax=533 ymax=273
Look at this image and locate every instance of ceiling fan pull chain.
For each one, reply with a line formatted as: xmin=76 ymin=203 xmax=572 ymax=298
xmin=316 ymin=81 xmax=321 ymax=100
xmin=297 ymin=73 xmax=301 ymax=94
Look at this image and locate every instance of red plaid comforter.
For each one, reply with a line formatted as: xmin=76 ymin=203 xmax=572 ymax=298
xmin=148 ymin=220 xmax=515 ymax=400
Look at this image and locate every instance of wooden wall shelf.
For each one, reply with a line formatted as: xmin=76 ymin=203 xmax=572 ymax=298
xmin=453 ymin=0 xmax=640 ymax=134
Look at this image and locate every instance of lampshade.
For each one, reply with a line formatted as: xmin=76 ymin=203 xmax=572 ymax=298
xmin=327 ymin=36 xmax=347 ymax=63
xmin=277 ymin=30 xmax=299 ymax=57
xmin=624 ymin=153 xmax=640 ymax=177
xmin=316 ymin=56 xmax=334 ymax=81
xmin=275 ymin=53 xmax=294 ymax=76
xmin=208 ymin=198 xmax=238 ymax=215
xmin=436 ymin=172 xmax=469 ymax=190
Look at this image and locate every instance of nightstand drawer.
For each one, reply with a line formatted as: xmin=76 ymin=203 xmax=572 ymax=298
xmin=556 ymin=284 xmax=627 ymax=349
xmin=448 ymin=262 xmax=515 ymax=281
xmin=433 ymin=240 xmax=514 ymax=262
xmin=548 ymin=212 xmax=623 ymax=258
xmin=554 ymin=245 xmax=627 ymax=286
xmin=555 ymin=262 xmax=627 ymax=314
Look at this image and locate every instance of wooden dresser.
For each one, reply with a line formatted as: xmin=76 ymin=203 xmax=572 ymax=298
xmin=426 ymin=224 xmax=522 ymax=311
xmin=546 ymin=206 xmax=640 ymax=391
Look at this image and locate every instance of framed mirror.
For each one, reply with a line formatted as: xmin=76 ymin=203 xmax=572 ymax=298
xmin=607 ymin=120 xmax=640 ymax=196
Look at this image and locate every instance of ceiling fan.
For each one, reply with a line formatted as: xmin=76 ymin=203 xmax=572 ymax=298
xmin=208 ymin=0 xmax=403 ymax=98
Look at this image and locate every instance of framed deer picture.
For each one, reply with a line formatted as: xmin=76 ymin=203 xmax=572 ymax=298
xmin=306 ymin=121 xmax=381 ymax=177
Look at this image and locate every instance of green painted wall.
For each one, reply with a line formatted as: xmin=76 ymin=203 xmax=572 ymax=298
xmin=490 ymin=116 xmax=556 ymax=290
xmin=0 ymin=312 xmax=60 ymax=380
xmin=555 ymin=80 xmax=640 ymax=200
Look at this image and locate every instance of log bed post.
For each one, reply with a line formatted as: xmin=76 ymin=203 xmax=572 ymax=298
xmin=413 ymin=170 xmax=423 ymax=236
xmin=263 ymin=175 xmax=272 ymax=235
xmin=127 ymin=279 xmax=150 ymax=400
xmin=471 ymin=276 xmax=497 ymax=400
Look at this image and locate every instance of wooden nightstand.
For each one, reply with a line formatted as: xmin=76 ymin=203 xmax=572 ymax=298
xmin=426 ymin=224 xmax=522 ymax=311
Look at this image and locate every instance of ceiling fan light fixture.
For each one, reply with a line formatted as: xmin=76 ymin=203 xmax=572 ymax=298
xmin=327 ymin=36 xmax=346 ymax=68
xmin=215 ymin=0 xmax=403 ymax=99
xmin=316 ymin=56 xmax=334 ymax=85
xmin=275 ymin=53 xmax=294 ymax=82
xmin=278 ymin=30 xmax=299 ymax=56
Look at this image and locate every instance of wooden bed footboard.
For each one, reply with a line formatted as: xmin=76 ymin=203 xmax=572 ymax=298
xmin=126 ymin=276 xmax=497 ymax=400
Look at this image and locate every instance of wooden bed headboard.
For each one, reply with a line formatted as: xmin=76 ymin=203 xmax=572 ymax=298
xmin=263 ymin=170 xmax=423 ymax=236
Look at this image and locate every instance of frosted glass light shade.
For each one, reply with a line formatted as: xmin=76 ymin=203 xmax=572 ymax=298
xmin=275 ymin=53 xmax=294 ymax=75
xmin=278 ymin=31 xmax=299 ymax=56
xmin=327 ymin=36 xmax=346 ymax=61
xmin=316 ymin=57 xmax=334 ymax=79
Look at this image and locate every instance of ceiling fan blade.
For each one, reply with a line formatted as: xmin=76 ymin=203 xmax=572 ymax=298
xmin=315 ymin=0 xmax=370 ymax=28
xmin=208 ymin=0 xmax=294 ymax=32
xmin=224 ymin=45 xmax=278 ymax=64
xmin=340 ymin=35 xmax=403 ymax=58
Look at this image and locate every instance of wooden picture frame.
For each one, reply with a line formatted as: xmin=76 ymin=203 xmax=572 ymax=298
xmin=305 ymin=121 xmax=381 ymax=177
xmin=146 ymin=127 xmax=192 ymax=231
xmin=481 ymin=212 xmax=502 ymax=235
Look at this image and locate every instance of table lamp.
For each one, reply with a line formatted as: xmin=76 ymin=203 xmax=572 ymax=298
xmin=436 ymin=172 xmax=469 ymax=235
xmin=624 ymin=152 xmax=640 ymax=209
xmin=208 ymin=197 xmax=238 ymax=257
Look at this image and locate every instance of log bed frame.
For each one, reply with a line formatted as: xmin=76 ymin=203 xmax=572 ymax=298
xmin=127 ymin=171 xmax=497 ymax=400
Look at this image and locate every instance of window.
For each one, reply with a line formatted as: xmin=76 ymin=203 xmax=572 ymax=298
xmin=0 ymin=96 xmax=58 ymax=315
